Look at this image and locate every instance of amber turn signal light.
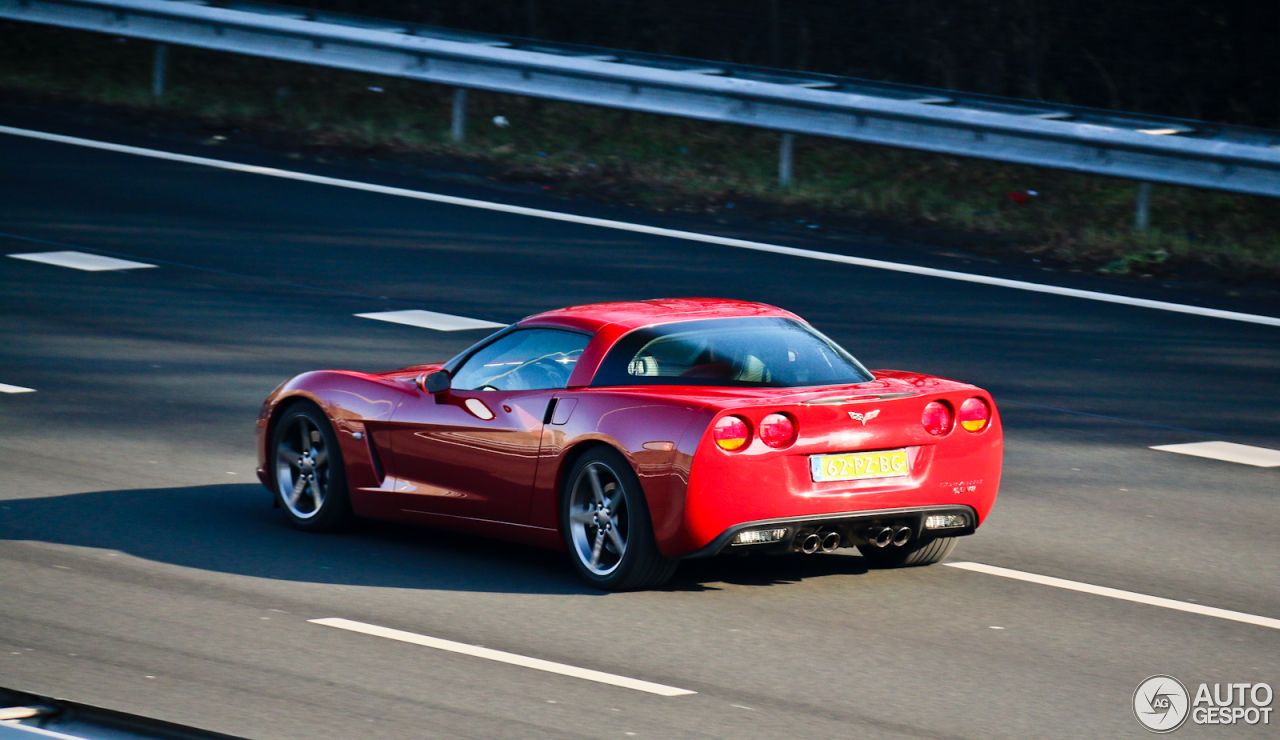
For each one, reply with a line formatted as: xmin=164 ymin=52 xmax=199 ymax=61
xmin=958 ymin=397 xmax=991 ymax=432
xmin=713 ymin=415 xmax=751 ymax=451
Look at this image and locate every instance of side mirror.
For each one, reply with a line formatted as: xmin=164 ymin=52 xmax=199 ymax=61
xmin=416 ymin=369 xmax=451 ymax=394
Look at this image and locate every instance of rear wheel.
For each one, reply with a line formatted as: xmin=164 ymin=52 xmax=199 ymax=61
xmin=859 ymin=535 xmax=957 ymax=568
xmin=562 ymin=448 xmax=677 ymax=591
xmin=271 ymin=403 xmax=353 ymax=532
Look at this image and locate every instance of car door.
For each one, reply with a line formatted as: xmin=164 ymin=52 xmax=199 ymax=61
xmin=387 ymin=328 xmax=590 ymax=523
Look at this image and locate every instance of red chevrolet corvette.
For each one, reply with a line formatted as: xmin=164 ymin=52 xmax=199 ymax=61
xmin=257 ymin=299 xmax=1001 ymax=590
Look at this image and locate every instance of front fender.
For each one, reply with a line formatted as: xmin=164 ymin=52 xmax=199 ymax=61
xmin=255 ymin=370 xmax=408 ymax=496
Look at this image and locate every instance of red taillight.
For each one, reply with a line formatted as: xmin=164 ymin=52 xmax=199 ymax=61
xmin=921 ymin=401 xmax=953 ymax=435
xmin=758 ymin=413 xmax=796 ymax=448
xmin=714 ymin=416 xmax=750 ymax=451
xmin=959 ymin=397 xmax=990 ymax=432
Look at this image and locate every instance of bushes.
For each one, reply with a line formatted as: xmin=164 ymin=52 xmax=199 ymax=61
xmin=2 ymin=22 xmax=1277 ymax=283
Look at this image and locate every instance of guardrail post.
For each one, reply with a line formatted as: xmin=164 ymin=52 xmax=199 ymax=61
xmin=152 ymin=43 xmax=168 ymax=97
xmin=779 ymin=133 xmax=794 ymax=188
xmin=3 ymin=0 xmax=1276 ymax=199
xmin=451 ymin=88 xmax=467 ymax=142
xmin=1134 ymin=181 xmax=1151 ymax=231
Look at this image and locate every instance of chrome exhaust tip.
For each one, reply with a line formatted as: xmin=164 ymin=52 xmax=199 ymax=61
xmin=800 ymin=533 xmax=822 ymax=554
xmin=892 ymin=526 xmax=912 ymax=547
xmin=869 ymin=527 xmax=894 ymax=548
xmin=820 ymin=531 xmax=841 ymax=553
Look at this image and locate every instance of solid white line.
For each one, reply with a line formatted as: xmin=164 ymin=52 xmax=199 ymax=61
xmin=0 ymin=384 xmax=36 ymax=394
xmin=0 ymin=722 xmax=93 ymax=740
xmin=1150 ymin=441 xmax=1280 ymax=467
xmin=2 ymin=124 xmax=1277 ymax=328
xmin=8 ymin=250 xmax=156 ymax=272
xmin=946 ymin=562 xmax=1280 ymax=630
xmin=355 ymin=309 xmax=506 ymax=331
xmin=310 ymin=617 xmax=695 ymax=696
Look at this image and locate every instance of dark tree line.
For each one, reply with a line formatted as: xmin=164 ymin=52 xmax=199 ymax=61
xmin=276 ymin=0 xmax=1280 ymax=128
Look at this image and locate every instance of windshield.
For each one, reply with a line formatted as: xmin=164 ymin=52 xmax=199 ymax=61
xmin=591 ymin=317 xmax=872 ymax=388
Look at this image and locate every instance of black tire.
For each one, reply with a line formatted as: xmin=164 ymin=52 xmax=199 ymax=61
xmin=270 ymin=402 xmax=353 ymax=532
xmin=859 ymin=535 xmax=957 ymax=568
xmin=561 ymin=447 xmax=678 ymax=591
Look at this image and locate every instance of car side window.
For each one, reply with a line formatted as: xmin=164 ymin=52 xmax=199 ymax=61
xmin=451 ymin=329 xmax=590 ymax=391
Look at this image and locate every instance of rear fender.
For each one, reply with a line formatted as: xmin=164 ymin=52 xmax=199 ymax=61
xmin=531 ymin=391 xmax=713 ymax=556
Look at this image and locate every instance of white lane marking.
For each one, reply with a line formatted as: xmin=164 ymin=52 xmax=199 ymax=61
xmin=0 ymin=722 xmax=93 ymax=740
xmin=1150 ymin=441 xmax=1280 ymax=468
xmin=7 ymin=250 xmax=156 ymax=271
xmin=310 ymin=617 xmax=695 ymax=696
xmin=354 ymin=309 xmax=506 ymax=331
xmin=2 ymin=124 xmax=1278 ymax=329
xmin=946 ymin=562 xmax=1280 ymax=630
xmin=0 ymin=384 xmax=36 ymax=394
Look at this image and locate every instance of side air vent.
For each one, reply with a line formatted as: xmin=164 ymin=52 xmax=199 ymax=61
xmin=366 ymin=433 xmax=386 ymax=483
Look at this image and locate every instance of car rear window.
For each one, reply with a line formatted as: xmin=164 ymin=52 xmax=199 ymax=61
xmin=591 ymin=317 xmax=873 ymax=388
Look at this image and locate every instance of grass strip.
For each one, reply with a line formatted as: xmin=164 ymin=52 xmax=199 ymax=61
xmin=2 ymin=22 xmax=1278 ymax=285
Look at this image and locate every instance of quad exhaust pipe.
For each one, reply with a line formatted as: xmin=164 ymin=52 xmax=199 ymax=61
xmin=867 ymin=526 xmax=913 ymax=548
xmin=798 ymin=531 xmax=843 ymax=554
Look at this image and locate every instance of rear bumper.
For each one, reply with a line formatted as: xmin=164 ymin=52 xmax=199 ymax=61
xmin=680 ymin=504 xmax=978 ymax=559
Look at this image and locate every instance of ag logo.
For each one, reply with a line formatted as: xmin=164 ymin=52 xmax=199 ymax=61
xmin=848 ymin=409 xmax=880 ymax=425
xmin=1134 ymin=675 xmax=1190 ymax=733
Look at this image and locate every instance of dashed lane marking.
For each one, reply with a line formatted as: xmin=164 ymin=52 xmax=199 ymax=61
xmin=2 ymin=125 xmax=1278 ymax=329
xmin=1149 ymin=441 xmax=1280 ymax=467
xmin=355 ymin=309 xmax=506 ymax=331
xmin=0 ymin=384 xmax=35 ymax=394
xmin=947 ymin=562 xmax=1280 ymax=630
xmin=310 ymin=617 xmax=696 ymax=696
xmin=7 ymin=251 xmax=156 ymax=272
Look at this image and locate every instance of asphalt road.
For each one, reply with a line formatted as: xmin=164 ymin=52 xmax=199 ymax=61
xmin=1 ymin=106 xmax=1278 ymax=740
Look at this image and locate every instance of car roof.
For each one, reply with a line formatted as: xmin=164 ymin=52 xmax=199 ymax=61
xmin=515 ymin=298 xmax=803 ymax=334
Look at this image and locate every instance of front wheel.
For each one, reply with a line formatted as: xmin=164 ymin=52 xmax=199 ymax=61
xmin=562 ymin=448 xmax=677 ymax=591
xmin=859 ymin=535 xmax=957 ymax=568
xmin=271 ymin=402 xmax=353 ymax=532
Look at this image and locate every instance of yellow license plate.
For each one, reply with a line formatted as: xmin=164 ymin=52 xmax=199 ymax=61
xmin=810 ymin=449 xmax=909 ymax=482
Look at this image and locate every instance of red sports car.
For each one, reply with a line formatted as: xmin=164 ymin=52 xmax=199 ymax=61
xmin=257 ymin=299 xmax=1001 ymax=590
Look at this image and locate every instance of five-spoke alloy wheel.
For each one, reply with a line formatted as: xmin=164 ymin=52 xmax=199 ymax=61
xmin=562 ymin=448 xmax=676 ymax=590
xmin=272 ymin=403 xmax=352 ymax=531
xmin=567 ymin=460 xmax=630 ymax=577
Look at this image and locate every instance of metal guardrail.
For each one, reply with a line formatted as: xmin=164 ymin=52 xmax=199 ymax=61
xmin=2 ymin=0 xmax=1279 ymax=200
